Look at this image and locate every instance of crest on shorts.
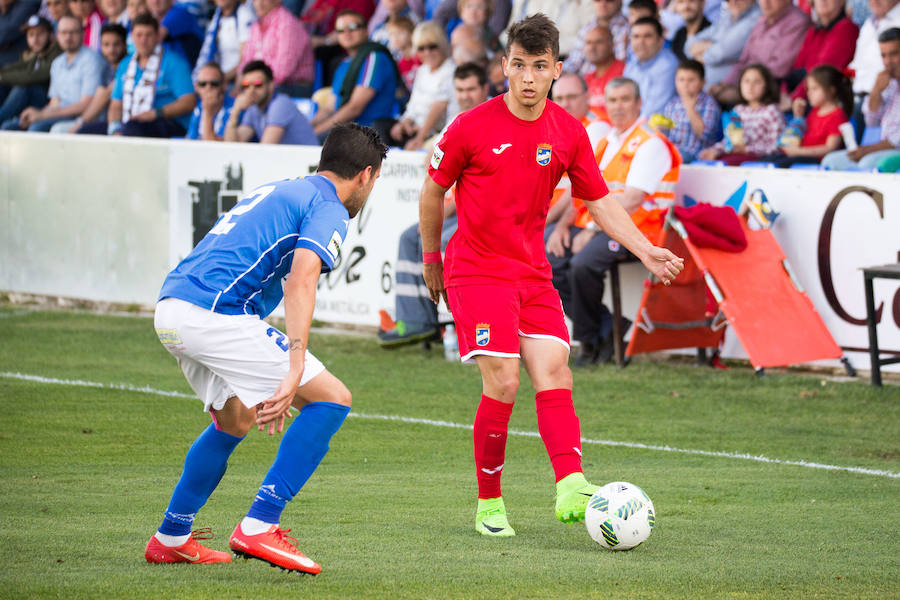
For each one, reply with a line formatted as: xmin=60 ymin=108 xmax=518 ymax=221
xmin=536 ymin=143 xmax=552 ymax=166
xmin=155 ymin=328 xmax=182 ymax=345
xmin=475 ymin=323 xmax=491 ymax=346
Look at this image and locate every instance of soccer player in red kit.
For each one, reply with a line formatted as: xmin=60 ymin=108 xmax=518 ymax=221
xmin=420 ymin=13 xmax=685 ymax=537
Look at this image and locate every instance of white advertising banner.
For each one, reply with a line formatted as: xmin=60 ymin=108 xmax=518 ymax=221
xmin=166 ymin=141 xmax=424 ymax=325
xmin=1 ymin=132 xmax=896 ymax=373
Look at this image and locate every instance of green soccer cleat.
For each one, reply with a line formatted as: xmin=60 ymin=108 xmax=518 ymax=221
xmin=555 ymin=472 xmax=600 ymax=524
xmin=475 ymin=497 xmax=516 ymax=537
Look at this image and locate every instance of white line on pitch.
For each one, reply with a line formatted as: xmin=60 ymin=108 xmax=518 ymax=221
xmin=3 ymin=371 xmax=898 ymax=480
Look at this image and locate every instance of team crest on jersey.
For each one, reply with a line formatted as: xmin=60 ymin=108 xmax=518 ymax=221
xmin=431 ymin=144 xmax=445 ymax=169
xmin=536 ymin=144 xmax=552 ymax=166
xmin=475 ymin=323 xmax=491 ymax=346
xmin=327 ymin=230 xmax=344 ymax=260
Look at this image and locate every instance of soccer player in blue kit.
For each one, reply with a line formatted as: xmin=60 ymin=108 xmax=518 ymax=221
xmin=145 ymin=123 xmax=388 ymax=574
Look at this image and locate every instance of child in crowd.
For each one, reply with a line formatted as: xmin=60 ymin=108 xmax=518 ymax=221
xmin=662 ymin=59 xmax=721 ymax=162
xmin=450 ymin=0 xmax=501 ymax=55
xmin=698 ymin=63 xmax=784 ymax=165
xmin=386 ymin=15 xmax=420 ymax=91
xmin=765 ymin=65 xmax=852 ymax=167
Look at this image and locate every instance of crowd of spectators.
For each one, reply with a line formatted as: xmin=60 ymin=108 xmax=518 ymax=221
xmin=2 ymin=0 xmax=900 ymax=169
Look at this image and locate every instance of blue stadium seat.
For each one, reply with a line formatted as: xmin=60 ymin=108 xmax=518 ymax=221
xmin=788 ymin=163 xmax=821 ymax=170
xmin=861 ymin=125 xmax=881 ymax=146
xmin=692 ymin=159 xmax=726 ymax=166
xmin=739 ymin=161 xmax=776 ymax=168
xmin=313 ymin=59 xmax=324 ymax=93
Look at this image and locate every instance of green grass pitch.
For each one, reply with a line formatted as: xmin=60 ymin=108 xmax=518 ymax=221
xmin=0 ymin=307 xmax=898 ymax=599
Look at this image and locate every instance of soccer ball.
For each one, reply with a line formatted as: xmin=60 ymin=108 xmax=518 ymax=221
xmin=584 ymin=481 xmax=655 ymax=550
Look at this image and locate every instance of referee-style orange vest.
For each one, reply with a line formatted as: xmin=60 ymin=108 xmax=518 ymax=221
xmin=550 ymin=110 xmax=613 ymax=210
xmin=573 ymin=120 xmax=682 ymax=240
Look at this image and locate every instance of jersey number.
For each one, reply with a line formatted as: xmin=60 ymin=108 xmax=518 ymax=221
xmin=209 ymin=185 xmax=276 ymax=235
xmin=266 ymin=327 xmax=289 ymax=352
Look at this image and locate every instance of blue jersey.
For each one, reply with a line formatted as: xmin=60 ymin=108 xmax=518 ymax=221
xmin=159 ymin=175 xmax=349 ymax=318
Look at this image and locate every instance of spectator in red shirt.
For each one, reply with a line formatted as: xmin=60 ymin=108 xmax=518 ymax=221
xmin=787 ymin=0 xmax=858 ymax=100
xmin=301 ymin=0 xmax=374 ymax=38
xmin=767 ymin=64 xmax=853 ymax=166
xmin=581 ymin=24 xmax=624 ymax=110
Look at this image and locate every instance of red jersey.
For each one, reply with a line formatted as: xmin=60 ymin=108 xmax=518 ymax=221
xmin=428 ymin=95 xmax=609 ymax=287
xmin=801 ymin=106 xmax=847 ymax=147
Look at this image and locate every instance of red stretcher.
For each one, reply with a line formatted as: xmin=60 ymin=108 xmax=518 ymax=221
xmin=626 ymin=207 xmax=849 ymax=374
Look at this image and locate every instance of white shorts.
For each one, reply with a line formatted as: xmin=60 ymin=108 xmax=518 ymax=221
xmin=154 ymin=298 xmax=326 ymax=412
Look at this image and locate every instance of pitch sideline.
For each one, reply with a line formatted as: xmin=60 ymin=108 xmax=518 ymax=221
xmin=3 ymin=370 xmax=898 ymax=480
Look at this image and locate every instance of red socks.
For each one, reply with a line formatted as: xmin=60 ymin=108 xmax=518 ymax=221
xmin=535 ymin=388 xmax=583 ymax=482
xmin=473 ymin=395 xmax=513 ymax=499
xmin=474 ymin=390 xmax=583 ymax=496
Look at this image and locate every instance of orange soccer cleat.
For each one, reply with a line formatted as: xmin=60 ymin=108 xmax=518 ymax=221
xmin=229 ymin=523 xmax=322 ymax=575
xmin=144 ymin=528 xmax=232 ymax=564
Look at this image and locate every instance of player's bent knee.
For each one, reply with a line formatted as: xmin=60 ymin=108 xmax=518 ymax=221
xmin=331 ymin=384 xmax=352 ymax=407
xmin=212 ymin=397 xmax=257 ymax=437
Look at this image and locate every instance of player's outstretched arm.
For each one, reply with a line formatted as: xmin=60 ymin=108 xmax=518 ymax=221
xmin=420 ymin=176 xmax=450 ymax=305
xmin=584 ymin=195 xmax=684 ymax=286
xmin=256 ymin=248 xmax=321 ymax=434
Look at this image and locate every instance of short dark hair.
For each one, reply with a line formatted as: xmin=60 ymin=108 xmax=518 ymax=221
xmin=454 ymin=61 xmax=487 ymax=86
xmin=677 ymin=58 xmax=705 ymax=80
xmin=99 ymin=22 xmax=127 ymax=43
xmin=628 ymin=0 xmax=659 ymax=17
xmin=131 ymin=12 xmax=159 ymax=31
xmin=506 ymin=13 xmax=559 ymax=60
xmin=632 ymin=16 xmax=663 ymax=38
xmin=738 ymin=63 xmax=780 ymax=106
xmin=242 ymin=60 xmax=273 ymax=81
xmin=335 ymin=9 xmax=366 ymax=25
xmin=878 ymin=27 xmax=900 ymax=43
xmin=318 ymin=123 xmax=388 ymax=180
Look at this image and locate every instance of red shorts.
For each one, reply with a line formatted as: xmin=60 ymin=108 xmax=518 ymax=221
xmin=447 ymin=283 xmax=570 ymax=362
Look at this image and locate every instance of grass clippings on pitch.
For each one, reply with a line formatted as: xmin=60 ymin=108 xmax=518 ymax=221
xmin=0 ymin=307 xmax=898 ymax=599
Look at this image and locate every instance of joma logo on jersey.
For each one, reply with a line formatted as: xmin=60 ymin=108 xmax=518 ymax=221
xmin=536 ymin=144 xmax=552 ymax=166
xmin=475 ymin=323 xmax=491 ymax=346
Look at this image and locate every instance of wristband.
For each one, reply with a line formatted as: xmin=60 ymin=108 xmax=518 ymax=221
xmin=155 ymin=107 xmax=164 ymax=119
xmin=423 ymin=251 xmax=442 ymax=264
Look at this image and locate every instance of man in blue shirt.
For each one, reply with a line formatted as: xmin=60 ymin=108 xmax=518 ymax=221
xmin=623 ymin=17 xmax=678 ymax=119
xmin=1 ymin=15 xmax=104 ymax=131
xmin=147 ymin=0 xmax=203 ymax=64
xmin=103 ymin=13 xmax=196 ymax=137
xmin=311 ymin=10 xmax=402 ymax=140
xmin=224 ymin=60 xmax=317 ymax=145
xmin=186 ymin=61 xmax=236 ymax=140
xmin=146 ymin=123 xmax=388 ymax=573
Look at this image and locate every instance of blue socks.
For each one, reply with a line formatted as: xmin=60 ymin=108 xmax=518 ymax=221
xmin=158 ymin=423 xmax=243 ymax=536
xmin=247 ymin=402 xmax=350 ymax=524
